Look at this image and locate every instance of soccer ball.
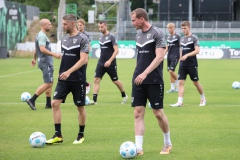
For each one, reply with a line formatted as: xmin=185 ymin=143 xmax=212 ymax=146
xmin=232 ymin=81 xmax=240 ymax=89
xmin=29 ymin=132 xmax=46 ymax=148
xmin=21 ymin=92 xmax=31 ymax=101
xmin=119 ymin=141 xmax=137 ymax=159
xmin=85 ymin=96 xmax=90 ymax=105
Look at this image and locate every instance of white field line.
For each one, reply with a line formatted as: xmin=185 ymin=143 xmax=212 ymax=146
xmin=0 ymin=66 xmax=59 ymax=78
xmin=0 ymin=102 xmax=239 ymax=107
xmin=0 ymin=70 xmax=39 ymax=78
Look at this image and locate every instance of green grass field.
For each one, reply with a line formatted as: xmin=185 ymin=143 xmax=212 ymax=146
xmin=0 ymin=58 xmax=240 ymax=160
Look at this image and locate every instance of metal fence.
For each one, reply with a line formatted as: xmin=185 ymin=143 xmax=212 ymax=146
xmin=87 ymin=21 xmax=240 ymax=41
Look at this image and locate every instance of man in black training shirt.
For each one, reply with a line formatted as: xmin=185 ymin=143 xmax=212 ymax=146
xmin=170 ymin=21 xmax=206 ymax=107
xmin=46 ymin=14 xmax=89 ymax=145
xmin=164 ymin=22 xmax=181 ymax=93
xmin=131 ymin=8 xmax=172 ymax=155
xmin=89 ymin=21 xmax=128 ymax=105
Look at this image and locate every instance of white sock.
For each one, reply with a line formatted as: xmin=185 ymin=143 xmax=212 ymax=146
xmin=175 ymin=80 xmax=179 ymax=88
xmin=178 ymin=97 xmax=183 ymax=104
xmin=171 ymin=83 xmax=175 ymax=90
xmin=135 ymin=135 xmax=143 ymax=151
xmin=200 ymin=94 xmax=205 ymax=100
xmin=163 ymin=131 xmax=172 ymax=146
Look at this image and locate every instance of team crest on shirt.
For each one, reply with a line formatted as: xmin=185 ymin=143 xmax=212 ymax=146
xmin=147 ymin=34 xmax=151 ymax=39
xmin=173 ymin=36 xmax=175 ymax=38
xmin=73 ymin=39 xmax=78 ymax=43
xmin=105 ymin=36 xmax=109 ymax=40
xmin=188 ymin=38 xmax=191 ymax=41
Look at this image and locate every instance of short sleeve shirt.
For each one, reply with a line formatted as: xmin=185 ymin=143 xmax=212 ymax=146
xmin=82 ymin=31 xmax=91 ymax=43
xmin=35 ymin=31 xmax=53 ymax=68
xmin=98 ymin=32 xmax=117 ymax=66
xmin=133 ymin=26 xmax=166 ymax=84
xmin=180 ymin=34 xmax=200 ymax=67
xmin=60 ymin=32 xmax=89 ymax=82
xmin=166 ymin=33 xmax=181 ymax=60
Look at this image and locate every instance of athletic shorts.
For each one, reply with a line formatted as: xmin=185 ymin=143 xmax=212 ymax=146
xmin=53 ymin=81 xmax=86 ymax=106
xmin=178 ymin=66 xmax=199 ymax=81
xmin=131 ymin=84 xmax=164 ymax=109
xmin=167 ymin=59 xmax=179 ymax=72
xmin=40 ymin=66 xmax=54 ymax=83
xmin=95 ymin=64 xmax=118 ymax=81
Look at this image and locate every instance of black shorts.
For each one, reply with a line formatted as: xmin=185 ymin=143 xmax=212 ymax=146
xmin=167 ymin=59 xmax=178 ymax=72
xmin=178 ymin=66 xmax=199 ymax=81
xmin=40 ymin=66 xmax=54 ymax=83
xmin=95 ymin=64 xmax=118 ymax=81
xmin=53 ymin=81 xmax=86 ymax=106
xmin=131 ymin=84 xmax=164 ymax=109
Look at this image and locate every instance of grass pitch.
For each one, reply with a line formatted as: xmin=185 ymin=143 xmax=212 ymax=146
xmin=0 ymin=58 xmax=240 ymax=160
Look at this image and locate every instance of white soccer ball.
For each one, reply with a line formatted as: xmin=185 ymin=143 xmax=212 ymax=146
xmin=85 ymin=96 xmax=90 ymax=105
xmin=29 ymin=132 xmax=46 ymax=148
xmin=119 ymin=141 xmax=137 ymax=159
xmin=232 ymin=81 xmax=240 ymax=89
xmin=21 ymin=92 xmax=31 ymax=101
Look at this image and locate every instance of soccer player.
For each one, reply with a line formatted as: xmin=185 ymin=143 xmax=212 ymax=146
xmin=164 ymin=22 xmax=181 ymax=93
xmin=26 ymin=19 xmax=61 ymax=110
xmin=77 ymin=18 xmax=91 ymax=94
xmin=131 ymin=8 xmax=172 ymax=155
xmin=170 ymin=21 xmax=206 ymax=107
xmin=89 ymin=20 xmax=128 ymax=105
xmin=46 ymin=14 xmax=89 ymax=144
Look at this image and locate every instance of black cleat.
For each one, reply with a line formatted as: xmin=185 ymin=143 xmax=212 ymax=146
xmin=26 ymin=99 xmax=36 ymax=110
xmin=45 ymin=105 xmax=52 ymax=109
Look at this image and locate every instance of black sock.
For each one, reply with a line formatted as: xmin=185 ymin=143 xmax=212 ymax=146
xmin=93 ymin=94 xmax=98 ymax=102
xmin=46 ymin=97 xmax=51 ymax=106
xmin=54 ymin=124 xmax=61 ymax=136
xmin=78 ymin=125 xmax=85 ymax=137
xmin=121 ymin=92 xmax=126 ymax=97
xmin=31 ymin=94 xmax=38 ymax=102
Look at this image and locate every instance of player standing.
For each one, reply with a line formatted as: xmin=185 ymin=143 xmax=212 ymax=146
xmin=46 ymin=14 xmax=89 ymax=144
xmin=164 ymin=23 xmax=181 ymax=93
xmin=131 ymin=8 xmax=172 ymax=155
xmin=170 ymin=21 xmax=206 ymax=107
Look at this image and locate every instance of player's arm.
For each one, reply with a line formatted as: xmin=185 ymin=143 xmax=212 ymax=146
xmin=59 ymin=52 xmax=88 ymax=81
xmin=180 ymin=46 xmax=199 ymax=61
xmin=134 ymin=47 xmax=164 ymax=85
xmin=31 ymin=49 xmax=37 ymax=67
xmin=104 ymin=45 xmax=118 ymax=67
xmin=164 ymin=44 xmax=168 ymax=56
xmin=38 ymin=36 xmax=61 ymax=59
xmin=39 ymin=46 xmax=61 ymax=59
xmin=180 ymin=48 xmax=183 ymax=59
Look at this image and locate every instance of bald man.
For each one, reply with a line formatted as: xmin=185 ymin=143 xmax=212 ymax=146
xmin=26 ymin=19 xmax=61 ymax=110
